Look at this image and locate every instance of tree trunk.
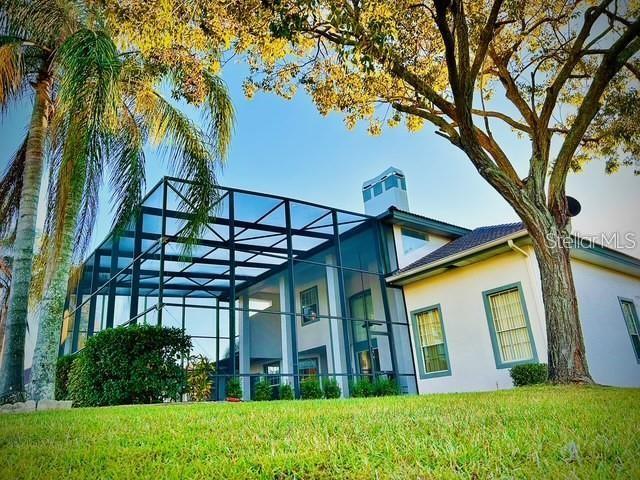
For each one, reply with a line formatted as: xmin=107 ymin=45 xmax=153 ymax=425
xmin=527 ymin=219 xmax=593 ymax=384
xmin=30 ymin=162 xmax=85 ymax=401
xmin=0 ymin=75 xmax=52 ymax=401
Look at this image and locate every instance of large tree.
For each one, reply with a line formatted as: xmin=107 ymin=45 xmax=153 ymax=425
xmin=220 ymin=0 xmax=639 ymax=384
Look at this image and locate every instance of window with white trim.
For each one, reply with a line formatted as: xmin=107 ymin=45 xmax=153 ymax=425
xmin=300 ymin=286 xmax=319 ymax=325
xmin=415 ymin=307 xmax=449 ymax=374
xmin=486 ymin=287 xmax=534 ymax=365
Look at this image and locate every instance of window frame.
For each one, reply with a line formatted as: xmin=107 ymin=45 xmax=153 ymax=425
xmin=618 ymin=297 xmax=640 ymax=363
xmin=410 ymin=304 xmax=452 ymax=379
xmin=263 ymin=361 xmax=281 ymax=386
xmin=401 ymin=227 xmax=429 ymax=254
xmin=300 ymin=285 xmax=320 ymax=326
xmin=482 ymin=282 xmax=538 ymax=369
xmin=298 ymin=357 xmax=320 ymax=379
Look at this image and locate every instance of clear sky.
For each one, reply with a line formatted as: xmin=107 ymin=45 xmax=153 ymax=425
xmin=1 ymin=61 xmax=638 ymax=257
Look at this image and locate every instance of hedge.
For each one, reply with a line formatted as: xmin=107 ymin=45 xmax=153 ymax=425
xmin=68 ymin=324 xmax=191 ymax=407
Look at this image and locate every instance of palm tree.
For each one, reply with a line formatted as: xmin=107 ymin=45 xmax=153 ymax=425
xmin=0 ymin=0 xmax=82 ymax=400
xmin=0 ymin=0 xmax=234 ymax=400
xmin=28 ymin=48 xmax=233 ymax=401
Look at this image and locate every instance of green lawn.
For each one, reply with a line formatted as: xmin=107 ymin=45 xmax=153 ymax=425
xmin=1 ymin=386 xmax=639 ymax=479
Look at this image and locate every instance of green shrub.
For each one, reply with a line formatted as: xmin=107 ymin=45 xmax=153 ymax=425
xmin=323 ymin=378 xmax=341 ymax=399
xmin=300 ymin=376 xmax=323 ymax=399
xmin=55 ymin=355 xmax=74 ymax=400
xmin=350 ymin=378 xmax=374 ymax=398
xmin=187 ymin=355 xmax=215 ymax=402
xmin=67 ymin=324 xmax=191 ymax=407
xmin=373 ymin=378 xmax=400 ymax=397
xmin=226 ymin=377 xmax=243 ymax=399
xmin=254 ymin=379 xmax=273 ymax=401
xmin=279 ymin=383 xmax=294 ymax=400
xmin=510 ymin=363 xmax=548 ymax=386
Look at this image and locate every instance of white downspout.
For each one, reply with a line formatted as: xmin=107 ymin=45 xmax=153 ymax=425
xmin=507 ymin=240 xmax=548 ymax=347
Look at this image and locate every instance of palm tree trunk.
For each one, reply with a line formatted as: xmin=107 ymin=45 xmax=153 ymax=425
xmin=30 ymin=169 xmax=85 ymax=401
xmin=0 ymin=74 xmax=52 ymax=400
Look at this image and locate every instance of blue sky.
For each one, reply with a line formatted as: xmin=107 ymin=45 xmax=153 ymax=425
xmin=1 ymin=61 xmax=638 ymax=257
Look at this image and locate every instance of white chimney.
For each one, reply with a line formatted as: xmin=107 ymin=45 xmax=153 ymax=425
xmin=362 ymin=167 xmax=409 ymax=216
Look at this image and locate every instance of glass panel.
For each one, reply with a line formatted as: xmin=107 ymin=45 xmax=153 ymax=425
xmin=299 ymin=357 xmax=319 ymax=378
xmin=416 ymin=308 xmax=448 ymax=373
xmin=349 ymin=290 xmax=373 ymax=344
xmin=489 ymin=288 xmax=533 ymax=363
xmin=401 ymin=228 xmax=428 ymax=254
xmin=384 ymin=175 xmax=398 ymax=190
xmin=621 ymin=301 xmax=638 ymax=335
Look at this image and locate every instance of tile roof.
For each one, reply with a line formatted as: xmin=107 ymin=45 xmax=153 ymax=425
xmin=393 ymin=222 xmax=526 ymax=276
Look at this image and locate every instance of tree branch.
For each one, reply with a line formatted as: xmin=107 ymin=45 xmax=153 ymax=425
xmin=549 ymin=17 xmax=640 ymax=205
xmin=471 ymin=109 xmax=532 ymax=133
xmin=539 ymin=0 xmax=612 ymax=128
xmin=469 ymin=0 xmax=504 ymax=83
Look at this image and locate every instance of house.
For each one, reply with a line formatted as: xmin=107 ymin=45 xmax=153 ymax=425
xmin=56 ymin=169 xmax=640 ymax=399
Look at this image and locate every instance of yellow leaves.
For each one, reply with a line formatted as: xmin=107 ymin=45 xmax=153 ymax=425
xmin=406 ymin=115 xmax=424 ymax=133
xmin=243 ymin=79 xmax=257 ymax=100
xmin=258 ymin=38 xmax=290 ymax=67
xmin=367 ymin=119 xmax=382 ymax=136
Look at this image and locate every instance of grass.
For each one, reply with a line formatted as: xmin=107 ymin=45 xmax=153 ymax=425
xmin=1 ymin=386 xmax=639 ymax=479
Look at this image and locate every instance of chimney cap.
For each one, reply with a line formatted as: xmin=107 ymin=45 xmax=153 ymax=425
xmin=362 ymin=166 xmax=405 ymax=189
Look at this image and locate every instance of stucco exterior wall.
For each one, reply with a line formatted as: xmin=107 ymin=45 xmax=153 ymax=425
xmin=570 ymin=258 xmax=640 ymax=386
xmin=401 ymin=244 xmax=640 ymax=395
xmin=402 ymin=249 xmax=547 ymax=394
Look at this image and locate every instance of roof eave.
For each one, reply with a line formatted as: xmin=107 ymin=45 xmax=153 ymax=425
xmin=386 ymin=229 xmax=529 ymax=285
xmin=378 ymin=208 xmax=471 ymax=238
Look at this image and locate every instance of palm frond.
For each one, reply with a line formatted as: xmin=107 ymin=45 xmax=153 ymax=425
xmin=135 ymin=85 xmax=220 ymax=248
xmin=1 ymin=0 xmax=86 ymax=50
xmin=45 ymin=28 xmax=121 ymax=259
xmin=202 ymin=73 xmax=234 ymax=162
xmin=108 ymin=101 xmax=146 ymax=235
xmin=0 ymin=134 xmax=27 ymax=239
xmin=0 ymin=37 xmax=26 ymax=113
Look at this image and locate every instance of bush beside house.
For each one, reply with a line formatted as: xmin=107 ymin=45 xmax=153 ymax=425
xmin=510 ymin=363 xmax=549 ymax=386
xmin=300 ymin=377 xmax=323 ymax=399
xmin=187 ymin=355 xmax=215 ymax=402
xmin=54 ymin=355 xmax=74 ymax=400
xmin=254 ymin=379 xmax=273 ymax=401
xmin=279 ymin=383 xmax=294 ymax=400
xmin=67 ymin=325 xmax=191 ymax=407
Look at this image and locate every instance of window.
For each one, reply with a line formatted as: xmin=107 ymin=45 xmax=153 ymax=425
xmin=299 ymin=357 xmax=319 ymax=379
xmin=619 ymin=298 xmax=640 ymax=362
xmin=401 ymin=228 xmax=428 ymax=254
xmin=363 ymin=187 xmax=372 ymax=202
xmin=264 ymin=361 xmax=280 ymax=386
xmin=412 ymin=305 xmax=450 ymax=378
xmin=483 ymin=283 xmax=537 ymax=368
xmin=384 ymin=175 xmax=398 ymax=190
xmin=399 ymin=177 xmax=406 ymax=190
xmin=349 ymin=290 xmax=374 ymax=344
xmin=373 ymin=182 xmax=383 ymax=196
xmin=300 ymin=286 xmax=319 ymax=325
